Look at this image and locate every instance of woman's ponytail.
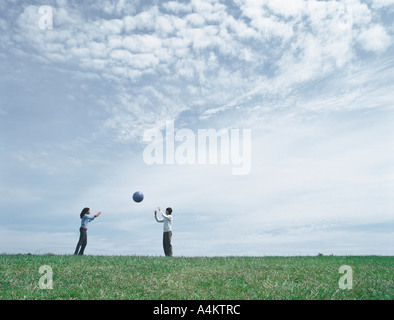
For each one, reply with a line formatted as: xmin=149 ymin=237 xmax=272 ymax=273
xmin=80 ymin=207 xmax=90 ymax=219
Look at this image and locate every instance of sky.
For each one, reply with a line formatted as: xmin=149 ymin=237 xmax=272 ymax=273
xmin=0 ymin=0 xmax=393 ymax=256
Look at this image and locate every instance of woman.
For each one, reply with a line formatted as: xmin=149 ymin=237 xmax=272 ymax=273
xmin=74 ymin=207 xmax=101 ymax=255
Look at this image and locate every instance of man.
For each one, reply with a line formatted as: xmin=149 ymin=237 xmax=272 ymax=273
xmin=154 ymin=206 xmax=173 ymax=257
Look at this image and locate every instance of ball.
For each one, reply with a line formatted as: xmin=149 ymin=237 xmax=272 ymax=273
xmin=132 ymin=191 xmax=144 ymax=203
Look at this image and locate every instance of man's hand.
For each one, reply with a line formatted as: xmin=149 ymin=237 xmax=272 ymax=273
xmin=158 ymin=207 xmax=161 ymax=211
xmin=154 ymin=210 xmax=157 ymax=216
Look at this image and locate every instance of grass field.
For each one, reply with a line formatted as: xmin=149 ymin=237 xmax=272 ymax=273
xmin=0 ymin=255 xmax=392 ymax=300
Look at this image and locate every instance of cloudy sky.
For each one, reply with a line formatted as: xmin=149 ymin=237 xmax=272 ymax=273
xmin=0 ymin=0 xmax=393 ymax=256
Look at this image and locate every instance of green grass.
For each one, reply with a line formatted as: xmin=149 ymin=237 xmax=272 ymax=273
xmin=0 ymin=255 xmax=392 ymax=300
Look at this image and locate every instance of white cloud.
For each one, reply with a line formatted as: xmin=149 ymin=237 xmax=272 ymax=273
xmin=264 ymin=0 xmax=306 ymax=18
xmin=371 ymin=0 xmax=394 ymax=9
xmin=186 ymin=13 xmax=206 ymax=27
xmin=358 ymin=24 xmax=391 ymax=53
xmin=222 ymin=15 xmax=259 ymax=40
xmin=99 ymin=18 xmax=124 ymax=34
xmin=162 ymin=1 xmax=193 ymax=14
xmin=91 ymin=0 xmax=138 ymax=16
xmin=130 ymin=7 xmax=159 ymax=31
xmin=11 ymin=0 xmax=389 ymax=108
xmin=122 ymin=34 xmax=162 ymax=53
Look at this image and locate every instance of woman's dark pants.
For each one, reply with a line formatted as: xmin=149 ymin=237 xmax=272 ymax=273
xmin=74 ymin=228 xmax=87 ymax=255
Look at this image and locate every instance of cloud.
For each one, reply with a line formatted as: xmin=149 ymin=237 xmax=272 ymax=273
xmin=358 ymin=24 xmax=391 ymax=53
xmin=8 ymin=1 xmax=392 ymax=110
xmin=264 ymin=0 xmax=306 ymax=18
xmin=162 ymin=1 xmax=193 ymax=14
xmin=3 ymin=0 xmax=392 ymax=149
xmin=90 ymin=0 xmax=139 ymax=16
xmin=100 ymin=18 xmax=124 ymax=34
xmin=371 ymin=0 xmax=394 ymax=9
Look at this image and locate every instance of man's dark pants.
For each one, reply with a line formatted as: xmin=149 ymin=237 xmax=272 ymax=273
xmin=163 ymin=231 xmax=172 ymax=257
